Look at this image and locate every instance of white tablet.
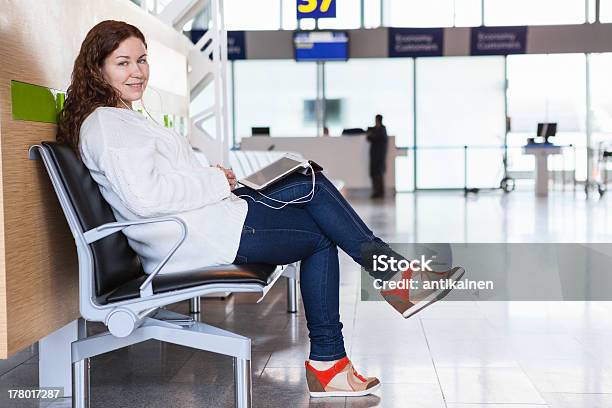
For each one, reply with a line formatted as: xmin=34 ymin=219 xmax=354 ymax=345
xmin=239 ymin=155 xmax=308 ymax=191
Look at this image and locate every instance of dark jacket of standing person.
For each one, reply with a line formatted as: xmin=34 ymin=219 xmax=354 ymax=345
xmin=366 ymin=115 xmax=388 ymax=198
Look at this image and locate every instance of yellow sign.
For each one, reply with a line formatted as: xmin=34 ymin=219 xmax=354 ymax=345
xmin=297 ymin=0 xmax=336 ymax=19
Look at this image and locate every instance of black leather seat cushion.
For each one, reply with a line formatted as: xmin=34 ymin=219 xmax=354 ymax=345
xmin=40 ymin=142 xmax=281 ymax=305
xmin=102 ymin=263 xmax=278 ymax=304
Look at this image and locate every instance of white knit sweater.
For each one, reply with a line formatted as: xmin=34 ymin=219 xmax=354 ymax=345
xmin=79 ymin=107 xmax=248 ymax=274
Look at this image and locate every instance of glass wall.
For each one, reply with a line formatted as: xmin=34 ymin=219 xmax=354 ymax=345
xmin=416 ymin=56 xmax=506 ymax=189
xmin=589 ymin=54 xmax=612 ymax=140
xmin=363 ymin=0 xmax=382 ymax=28
xmin=230 ymin=54 xmax=597 ymax=189
xmin=506 ymin=54 xmax=587 ymax=181
xmin=601 ymin=0 xmax=612 ymax=22
xmin=484 ymin=0 xmax=586 ymax=26
xmin=588 ymin=53 xmax=612 ymax=182
xmin=325 ymin=59 xmax=415 ymax=191
xmin=454 ymin=0 xmax=484 ymax=26
xmin=224 ymin=0 xmax=281 ymax=30
xmin=233 ymin=60 xmax=317 ymax=143
xmin=324 ymin=59 xmax=414 ymax=146
xmin=153 ymin=0 xmax=606 ymax=29
xmin=281 ymin=0 xmax=298 ymax=30
xmin=384 ymin=0 xmax=456 ymax=27
xmin=318 ymin=0 xmax=361 ymax=29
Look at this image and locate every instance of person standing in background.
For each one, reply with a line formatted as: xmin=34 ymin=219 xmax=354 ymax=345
xmin=366 ymin=114 xmax=388 ymax=199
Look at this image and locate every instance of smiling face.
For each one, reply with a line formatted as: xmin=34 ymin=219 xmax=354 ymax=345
xmin=101 ymin=36 xmax=149 ymax=108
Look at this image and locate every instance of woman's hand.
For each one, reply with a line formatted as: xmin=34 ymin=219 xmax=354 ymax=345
xmin=215 ymin=164 xmax=237 ymax=190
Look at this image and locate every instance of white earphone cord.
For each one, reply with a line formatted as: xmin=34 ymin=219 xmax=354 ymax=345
xmin=120 ymin=97 xmax=314 ymax=210
xmin=119 ymin=96 xmax=160 ymax=126
xmin=235 ymin=163 xmax=316 ymax=210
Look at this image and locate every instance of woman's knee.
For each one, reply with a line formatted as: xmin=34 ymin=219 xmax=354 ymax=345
xmin=313 ymin=172 xmax=336 ymax=192
xmin=316 ymin=235 xmax=337 ymax=253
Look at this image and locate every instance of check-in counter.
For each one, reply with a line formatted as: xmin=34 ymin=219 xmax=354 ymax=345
xmin=240 ymin=135 xmax=397 ymax=192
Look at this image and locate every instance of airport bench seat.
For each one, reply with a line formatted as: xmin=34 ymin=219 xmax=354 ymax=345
xmin=102 ymin=263 xmax=277 ymax=304
xmin=29 ymin=141 xmax=293 ymax=408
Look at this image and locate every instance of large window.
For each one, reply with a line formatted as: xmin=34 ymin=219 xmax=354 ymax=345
xmin=589 ymin=54 xmax=612 ymax=139
xmin=224 ymin=0 xmax=280 ymax=30
xmin=325 ymin=58 xmax=416 ymax=191
xmin=484 ymin=0 xmax=586 ymax=26
xmin=183 ymin=0 xmax=608 ymax=31
xmin=324 ymin=59 xmax=414 ymax=146
xmin=318 ymin=0 xmax=361 ymax=29
xmin=588 ymin=54 xmax=612 ymax=182
xmin=281 ymin=0 xmax=298 ymax=30
xmin=385 ymin=0 xmax=455 ymax=27
xmin=233 ymin=60 xmax=317 ymax=143
xmin=416 ymin=56 xmax=506 ymax=189
xmin=363 ymin=0 xmax=382 ymax=28
xmin=506 ymin=54 xmax=587 ymax=181
xmin=453 ymin=0 xmax=483 ymax=26
xmin=384 ymin=0 xmax=481 ymax=27
xmin=601 ymin=0 xmax=612 ymax=22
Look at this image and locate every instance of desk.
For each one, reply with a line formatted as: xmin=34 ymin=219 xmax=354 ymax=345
xmin=522 ymin=144 xmax=562 ymax=196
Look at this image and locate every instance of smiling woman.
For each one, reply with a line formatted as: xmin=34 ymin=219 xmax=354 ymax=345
xmin=101 ymin=36 xmax=149 ymax=106
xmin=52 ymin=18 xmax=468 ymax=400
xmin=57 ymin=20 xmax=149 ymax=154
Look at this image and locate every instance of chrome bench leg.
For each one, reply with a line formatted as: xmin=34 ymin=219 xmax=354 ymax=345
xmin=234 ymin=357 xmax=252 ymax=408
xmin=189 ymin=296 xmax=201 ymax=314
xmin=286 ymin=276 xmax=298 ymax=313
xmin=72 ymin=358 xmax=90 ymax=408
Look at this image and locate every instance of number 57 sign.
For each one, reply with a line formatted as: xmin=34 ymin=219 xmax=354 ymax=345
xmin=297 ymin=0 xmax=336 ymax=19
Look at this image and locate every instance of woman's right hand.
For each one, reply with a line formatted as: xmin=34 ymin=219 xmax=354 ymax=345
xmin=215 ymin=164 xmax=237 ymax=190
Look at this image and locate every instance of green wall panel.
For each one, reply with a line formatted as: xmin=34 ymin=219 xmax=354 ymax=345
xmin=10 ymin=80 xmax=183 ymax=134
xmin=11 ymin=80 xmax=65 ymax=124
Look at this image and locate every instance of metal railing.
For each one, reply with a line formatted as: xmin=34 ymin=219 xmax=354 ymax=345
xmin=397 ymin=144 xmax=579 ymax=193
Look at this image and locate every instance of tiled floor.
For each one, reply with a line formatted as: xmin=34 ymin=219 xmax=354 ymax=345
xmin=1 ymin=191 xmax=612 ymax=407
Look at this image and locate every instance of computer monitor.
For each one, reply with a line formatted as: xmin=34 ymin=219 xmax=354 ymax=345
xmin=537 ymin=123 xmax=557 ymax=143
xmin=251 ymin=127 xmax=270 ymax=136
xmin=341 ymin=128 xmax=366 ymax=136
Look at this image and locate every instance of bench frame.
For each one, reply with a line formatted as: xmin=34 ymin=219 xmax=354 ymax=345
xmin=30 ymin=144 xmax=301 ymax=408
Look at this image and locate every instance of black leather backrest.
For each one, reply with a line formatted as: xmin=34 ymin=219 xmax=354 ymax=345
xmin=41 ymin=142 xmax=144 ymax=297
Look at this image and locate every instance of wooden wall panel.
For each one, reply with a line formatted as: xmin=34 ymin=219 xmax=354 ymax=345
xmin=0 ymin=0 xmax=191 ymax=358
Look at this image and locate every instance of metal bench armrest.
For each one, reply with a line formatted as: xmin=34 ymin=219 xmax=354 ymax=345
xmin=83 ymin=217 xmax=188 ymax=297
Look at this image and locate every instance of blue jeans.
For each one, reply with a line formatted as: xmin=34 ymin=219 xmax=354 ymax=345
xmin=232 ymin=172 xmax=388 ymax=361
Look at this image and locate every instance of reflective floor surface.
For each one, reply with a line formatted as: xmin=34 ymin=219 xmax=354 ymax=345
xmin=2 ymin=190 xmax=612 ymax=407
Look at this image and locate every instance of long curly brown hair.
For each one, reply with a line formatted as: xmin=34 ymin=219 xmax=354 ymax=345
xmin=57 ymin=20 xmax=147 ymax=155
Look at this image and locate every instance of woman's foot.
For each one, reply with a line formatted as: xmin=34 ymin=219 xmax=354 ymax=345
xmin=380 ymin=266 xmax=466 ymax=318
xmin=305 ymin=356 xmax=380 ymax=397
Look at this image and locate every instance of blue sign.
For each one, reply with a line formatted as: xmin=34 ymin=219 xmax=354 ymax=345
xmin=294 ymin=31 xmax=348 ymax=61
xmin=470 ymin=26 xmax=527 ymax=56
xmin=189 ymin=30 xmax=246 ymax=60
xmin=388 ymin=28 xmax=444 ymax=58
xmin=297 ymin=0 xmax=336 ymax=19
xmin=227 ymin=31 xmax=246 ymax=60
